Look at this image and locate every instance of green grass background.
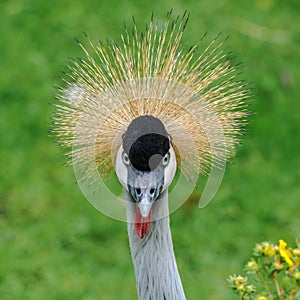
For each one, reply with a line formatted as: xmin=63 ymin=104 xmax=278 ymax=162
xmin=1 ymin=0 xmax=299 ymax=299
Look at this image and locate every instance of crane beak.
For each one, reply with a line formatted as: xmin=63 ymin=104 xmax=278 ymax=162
xmin=129 ymin=183 xmax=163 ymax=239
xmin=127 ymin=167 xmax=164 ymax=238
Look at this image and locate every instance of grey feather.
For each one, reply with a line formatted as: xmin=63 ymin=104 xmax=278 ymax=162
xmin=126 ymin=191 xmax=186 ymax=300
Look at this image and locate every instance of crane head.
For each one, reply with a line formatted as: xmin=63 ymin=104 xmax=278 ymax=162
xmin=116 ymin=115 xmax=177 ymax=238
xmin=54 ymin=14 xmax=250 ymax=230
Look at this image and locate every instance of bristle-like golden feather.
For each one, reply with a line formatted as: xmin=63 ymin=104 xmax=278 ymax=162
xmin=53 ymin=13 xmax=250 ymax=183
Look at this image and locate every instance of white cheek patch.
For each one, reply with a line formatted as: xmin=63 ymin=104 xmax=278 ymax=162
xmin=115 ymin=146 xmax=129 ymax=191
xmin=162 ymin=146 xmax=177 ymax=192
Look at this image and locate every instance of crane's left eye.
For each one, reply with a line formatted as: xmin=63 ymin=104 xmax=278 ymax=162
xmin=162 ymin=152 xmax=170 ymax=166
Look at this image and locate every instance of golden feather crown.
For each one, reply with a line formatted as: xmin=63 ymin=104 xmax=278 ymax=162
xmin=53 ymin=12 xmax=250 ymax=187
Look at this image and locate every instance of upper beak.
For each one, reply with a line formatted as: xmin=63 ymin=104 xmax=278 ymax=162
xmin=126 ymin=166 xmax=164 ymax=238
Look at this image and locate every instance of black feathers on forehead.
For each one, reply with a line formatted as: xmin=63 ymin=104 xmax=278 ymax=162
xmin=123 ymin=115 xmax=170 ymax=171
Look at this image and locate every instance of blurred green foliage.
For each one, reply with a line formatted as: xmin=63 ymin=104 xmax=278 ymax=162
xmin=0 ymin=0 xmax=299 ymax=299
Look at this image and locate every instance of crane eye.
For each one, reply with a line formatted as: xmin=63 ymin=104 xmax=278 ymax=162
xmin=162 ymin=152 xmax=170 ymax=166
xmin=122 ymin=152 xmax=130 ymax=165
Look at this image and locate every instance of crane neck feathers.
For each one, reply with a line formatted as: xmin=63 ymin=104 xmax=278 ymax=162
xmin=126 ymin=191 xmax=186 ymax=300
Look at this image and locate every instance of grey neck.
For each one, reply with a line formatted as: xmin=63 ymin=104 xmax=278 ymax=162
xmin=126 ymin=191 xmax=186 ymax=300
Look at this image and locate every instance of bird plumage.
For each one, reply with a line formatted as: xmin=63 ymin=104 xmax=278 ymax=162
xmin=127 ymin=192 xmax=186 ymax=299
xmin=53 ymin=12 xmax=249 ymax=183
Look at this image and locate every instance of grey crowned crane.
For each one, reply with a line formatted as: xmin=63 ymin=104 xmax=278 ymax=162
xmin=54 ymin=12 xmax=250 ymax=300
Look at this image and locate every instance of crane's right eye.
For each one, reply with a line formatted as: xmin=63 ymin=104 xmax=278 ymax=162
xmin=122 ymin=152 xmax=130 ymax=165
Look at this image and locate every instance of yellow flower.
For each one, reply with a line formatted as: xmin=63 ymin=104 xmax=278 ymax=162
xmin=235 ymin=275 xmax=245 ymax=286
xmin=295 ymin=271 xmax=300 ymax=281
xmin=279 ymin=239 xmax=294 ymax=267
xmin=293 ymin=248 xmax=300 ymax=257
xmin=257 ymin=296 xmax=267 ymax=300
xmin=236 ymin=283 xmax=245 ymax=292
xmin=263 ymin=244 xmax=276 ymax=256
xmin=246 ymin=259 xmax=258 ymax=272
xmin=253 ymin=243 xmax=264 ymax=255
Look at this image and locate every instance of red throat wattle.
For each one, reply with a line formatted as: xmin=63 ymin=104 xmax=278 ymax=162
xmin=134 ymin=204 xmax=152 ymax=238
